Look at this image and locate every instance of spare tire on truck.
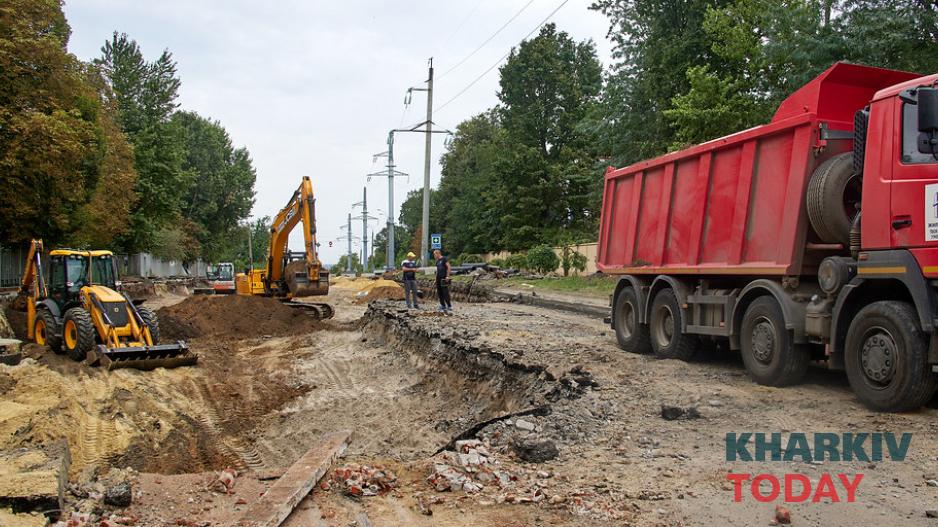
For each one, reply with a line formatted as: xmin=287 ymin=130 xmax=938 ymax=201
xmin=807 ymin=152 xmax=860 ymax=245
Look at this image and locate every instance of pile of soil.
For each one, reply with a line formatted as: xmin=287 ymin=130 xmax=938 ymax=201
xmin=157 ymin=295 xmax=321 ymax=340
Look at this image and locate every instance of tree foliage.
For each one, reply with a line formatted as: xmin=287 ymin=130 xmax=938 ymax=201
xmin=0 ymin=0 xmax=137 ymax=247
xmin=526 ymin=244 xmax=560 ymax=274
xmin=435 ymin=25 xmax=604 ymax=256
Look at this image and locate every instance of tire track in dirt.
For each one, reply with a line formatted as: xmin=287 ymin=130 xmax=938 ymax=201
xmin=187 ymin=378 xmax=266 ymax=471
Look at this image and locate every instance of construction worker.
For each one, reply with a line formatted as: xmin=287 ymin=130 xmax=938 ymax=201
xmin=433 ymin=249 xmax=452 ymax=313
xmin=401 ymin=251 xmax=420 ymax=309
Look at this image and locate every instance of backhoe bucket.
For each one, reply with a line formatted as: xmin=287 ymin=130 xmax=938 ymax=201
xmin=88 ymin=342 xmax=198 ymax=371
xmin=285 ymin=261 xmax=330 ymax=297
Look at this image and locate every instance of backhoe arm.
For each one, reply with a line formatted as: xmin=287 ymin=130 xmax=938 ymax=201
xmin=19 ymin=239 xmax=46 ymax=338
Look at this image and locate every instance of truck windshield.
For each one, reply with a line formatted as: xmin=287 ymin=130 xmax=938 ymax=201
xmin=91 ymin=256 xmax=116 ymax=287
xmin=66 ymin=256 xmax=87 ymax=292
xmin=217 ymin=264 xmax=233 ymax=281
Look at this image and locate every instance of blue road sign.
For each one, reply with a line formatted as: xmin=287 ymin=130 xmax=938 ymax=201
xmin=430 ymin=233 xmax=442 ymax=250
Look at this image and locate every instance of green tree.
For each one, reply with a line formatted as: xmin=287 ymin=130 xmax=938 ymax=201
xmin=590 ymin=0 xmax=732 ymax=163
xmin=333 ymin=253 xmax=364 ymax=275
xmin=0 ymin=0 xmax=137 ymax=246
xmin=95 ymin=32 xmax=186 ymax=253
xmin=496 ymin=24 xmax=604 ymax=248
xmin=526 ymin=245 xmax=559 ymax=274
xmin=173 ymin=111 xmax=256 ymax=261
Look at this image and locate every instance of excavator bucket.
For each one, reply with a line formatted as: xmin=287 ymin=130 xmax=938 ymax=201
xmin=284 ymin=261 xmax=330 ymax=297
xmin=87 ymin=342 xmax=198 ymax=371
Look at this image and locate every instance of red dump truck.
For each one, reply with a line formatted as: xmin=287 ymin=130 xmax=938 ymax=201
xmin=598 ymin=62 xmax=938 ymax=411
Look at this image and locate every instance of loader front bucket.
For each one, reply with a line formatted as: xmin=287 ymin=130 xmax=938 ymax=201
xmin=88 ymin=342 xmax=198 ymax=370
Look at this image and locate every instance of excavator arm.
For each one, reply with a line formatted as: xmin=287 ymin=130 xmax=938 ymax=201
xmin=265 ymin=176 xmax=328 ymax=297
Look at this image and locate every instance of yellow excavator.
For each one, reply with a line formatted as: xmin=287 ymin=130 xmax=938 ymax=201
xmin=236 ymin=176 xmax=333 ymax=319
xmin=18 ymin=239 xmax=196 ymax=370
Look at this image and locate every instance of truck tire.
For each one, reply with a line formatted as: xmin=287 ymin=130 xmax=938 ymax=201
xmin=35 ymin=308 xmax=63 ymax=354
xmin=649 ymin=288 xmax=697 ymax=360
xmin=844 ymin=301 xmax=937 ymax=412
xmin=807 ymin=152 xmax=860 ymax=245
xmin=614 ymin=287 xmax=651 ymax=354
xmin=740 ymin=297 xmax=808 ymax=386
xmin=137 ymin=306 xmax=160 ymax=344
xmin=63 ymin=307 xmax=96 ymax=362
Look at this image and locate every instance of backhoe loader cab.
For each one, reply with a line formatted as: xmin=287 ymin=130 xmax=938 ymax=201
xmin=22 ymin=241 xmax=196 ymax=370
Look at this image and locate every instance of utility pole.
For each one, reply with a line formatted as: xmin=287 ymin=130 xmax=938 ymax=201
xmin=352 ymin=187 xmax=377 ymax=271
xmin=246 ymin=220 xmax=253 ymax=271
xmin=369 ymin=132 xmax=408 ymax=271
xmin=421 ymin=59 xmax=434 ymax=265
xmin=346 ymin=213 xmax=353 ymax=273
xmin=405 ymin=58 xmax=434 ymax=265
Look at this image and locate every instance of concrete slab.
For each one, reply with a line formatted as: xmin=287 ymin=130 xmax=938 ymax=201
xmin=235 ymin=430 xmax=351 ymax=527
xmin=0 ymin=441 xmax=69 ymax=514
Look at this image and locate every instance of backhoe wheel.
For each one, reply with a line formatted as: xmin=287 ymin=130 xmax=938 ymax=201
xmin=35 ymin=309 xmax=63 ymax=354
xmin=63 ymin=307 xmax=96 ymax=362
xmin=740 ymin=297 xmax=808 ymax=386
xmin=614 ymin=287 xmax=651 ymax=354
xmin=845 ymin=301 xmax=937 ymax=412
xmin=649 ymin=288 xmax=697 ymax=361
xmin=137 ymin=307 xmax=160 ymax=344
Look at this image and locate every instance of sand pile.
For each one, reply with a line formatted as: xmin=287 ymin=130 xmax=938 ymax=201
xmin=352 ymin=279 xmax=404 ymax=304
xmin=157 ymin=295 xmax=321 ymax=340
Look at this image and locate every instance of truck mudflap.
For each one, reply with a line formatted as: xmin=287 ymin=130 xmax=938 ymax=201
xmin=86 ymin=342 xmax=198 ymax=370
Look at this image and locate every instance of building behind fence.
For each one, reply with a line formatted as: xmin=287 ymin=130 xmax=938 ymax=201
xmin=1 ymin=243 xmax=207 ymax=289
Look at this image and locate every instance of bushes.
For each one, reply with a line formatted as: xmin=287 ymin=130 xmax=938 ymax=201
xmin=505 ymin=253 xmax=528 ymax=270
xmin=526 ymin=245 xmax=559 ymax=274
xmin=489 ymin=257 xmax=505 ymax=268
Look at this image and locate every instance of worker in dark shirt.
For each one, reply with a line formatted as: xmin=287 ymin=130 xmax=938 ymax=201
xmin=434 ymin=249 xmax=452 ymax=313
xmin=401 ymin=252 xmax=420 ymax=309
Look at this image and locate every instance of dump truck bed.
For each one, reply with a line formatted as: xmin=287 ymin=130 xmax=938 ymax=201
xmin=596 ymin=62 xmax=920 ymax=277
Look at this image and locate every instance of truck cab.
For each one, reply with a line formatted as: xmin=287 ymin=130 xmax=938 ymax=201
xmin=598 ymin=63 xmax=938 ymax=412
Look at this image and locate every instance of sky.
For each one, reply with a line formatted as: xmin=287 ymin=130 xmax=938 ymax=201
xmin=63 ymin=0 xmax=615 ymax=265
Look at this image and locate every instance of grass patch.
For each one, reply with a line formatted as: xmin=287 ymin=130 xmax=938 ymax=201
xmin=498 ymin=275 xmax=617 ymax=297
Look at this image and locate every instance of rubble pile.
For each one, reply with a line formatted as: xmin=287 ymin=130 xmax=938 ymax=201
xmin=325 ymin=464 xmax=398 ymax=497
xmin=425 ymin=439 xmax=552 ymax=504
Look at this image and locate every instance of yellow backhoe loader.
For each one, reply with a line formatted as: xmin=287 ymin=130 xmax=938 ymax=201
xmin=236 ymin=176 xmax=334 ymax=319
xmin=19 ymin=239 xmax=197 ymax=370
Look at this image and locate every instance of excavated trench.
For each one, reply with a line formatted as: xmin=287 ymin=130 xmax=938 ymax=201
xmin=1 ymin=288 xmax=595 ymax=486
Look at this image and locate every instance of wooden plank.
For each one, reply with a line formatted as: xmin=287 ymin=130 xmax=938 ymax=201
xmin=236 ymin=430 xmax=351 ymax=527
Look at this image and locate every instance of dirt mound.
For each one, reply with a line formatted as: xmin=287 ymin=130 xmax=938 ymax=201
xmin=354 ymin=285 xmax=405 ymax=304
xmin=157 ymin=295 xmax=321 ymax=340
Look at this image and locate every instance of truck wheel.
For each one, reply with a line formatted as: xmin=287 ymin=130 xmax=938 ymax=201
xmin=740 ymin=296 xmax=808 ymax=386
xmin=807 ymin=152 xmax=859 ymax=245
xmin=63 ymin=307 xmax=96 ymax=362
xmin=845 ymin=301 xmax=937 ymax=412
xmin=649 ymin=288 xmax=697 ymax=360
xmin=137 ymin=307 xmax=160 ymax=344
xmin=35 ymin=308 xmax=64 ymax=354
xmin=614 ymin=287 xmax=650 ymax=354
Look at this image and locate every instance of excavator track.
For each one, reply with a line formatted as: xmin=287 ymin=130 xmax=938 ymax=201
xmin=282 ymin=301 xmax=334 ymax=320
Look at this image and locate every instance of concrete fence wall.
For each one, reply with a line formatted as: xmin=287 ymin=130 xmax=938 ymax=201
xmin=483 ymin=242 xmax=599 ymax=275
xmin=0 ymin=244 xmax=207 ymax=288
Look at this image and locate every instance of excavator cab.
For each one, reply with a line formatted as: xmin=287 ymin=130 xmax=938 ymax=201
xmin=23 ymin=241 xmax=197 ymax=370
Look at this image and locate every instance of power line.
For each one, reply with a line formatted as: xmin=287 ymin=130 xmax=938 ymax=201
xmin=438 ymin=0 xmax=535 ymax=79
xmin=435 ymin=0 xmax=570 ymax=114
xmin=437 ymin=0 xmax=486 ymax=54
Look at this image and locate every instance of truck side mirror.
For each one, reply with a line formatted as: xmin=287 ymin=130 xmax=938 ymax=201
xmin=919 ymin=87 xmax=938 ymax=132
